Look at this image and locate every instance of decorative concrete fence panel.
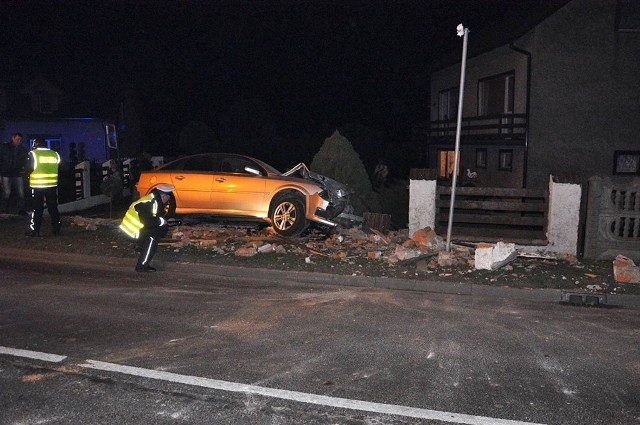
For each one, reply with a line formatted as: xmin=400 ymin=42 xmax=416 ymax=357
xmin=583 ymin=176 xmax=640 ymax=261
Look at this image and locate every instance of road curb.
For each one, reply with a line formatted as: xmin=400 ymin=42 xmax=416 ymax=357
xmin=4 ymin=247 xmax=640 ymax=307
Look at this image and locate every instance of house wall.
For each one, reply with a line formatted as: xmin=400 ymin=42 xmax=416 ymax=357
xmin=429 ymin=45 xmax=529 ymax=188
xmin=428 ymin=0 xmax=640 ymax=190
xmin=430 ymin=45 xmax=528 ymax=121
xmin=1 ymin=119 xmax=113 ymax=165
xmin=517 ymin=0 xmax=640 ymax=189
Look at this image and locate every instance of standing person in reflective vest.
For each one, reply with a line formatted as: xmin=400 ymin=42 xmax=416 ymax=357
xmin=27 ymin=138 xmax=61 ymax=237
xmin=119 ymin=183 xmax=177 ymax=272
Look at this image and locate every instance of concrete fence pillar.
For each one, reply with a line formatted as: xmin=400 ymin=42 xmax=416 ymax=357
xmin=408 ymin=169 xmax=438 ymax=238
xmin=74 ymin=160 xmax=91 ymax=200
xmin=546 ymin=174 xmax=582 ymax=256
xmin=582 ymin=176 xmax=603 ymax=260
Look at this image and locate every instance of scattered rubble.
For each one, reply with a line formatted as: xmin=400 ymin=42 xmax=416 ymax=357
xmin=67 ymin=216 xmax=584 ymax=270
xmin=70 ymin=215 xmax=119 ymax=231
xmin=68 ymin=216 xmax=632 ymax=293
xmin=613 ymin=255 xmax=640 ymax=284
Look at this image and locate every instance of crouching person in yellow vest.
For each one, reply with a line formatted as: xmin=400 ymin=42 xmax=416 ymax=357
xmin=120 ymin=183 xmax=177 ymax=272
xmin=27 ymin=138 xmax=61 ymax=237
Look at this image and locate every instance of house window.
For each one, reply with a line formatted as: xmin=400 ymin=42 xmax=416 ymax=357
xmin=46 ymin=138 xmax=61 ymax=153
xmin=616 ymin=0 xmax=640 ymax=32
xmin=105 ymin=124 xmax=118 ymax=149
xmin=499 ymin=150 xmax=513 ymax=171
xmin=613 ymin=151 xmax=640 ymax=174
xmin=0 ymin=87 xmax=6 ymax=112
xmin=29 ymin=137 xmax=61 ymax=152
xmin=438 ymin=87 xmax=459 ymax=121
xmin=476 ymin=149 xmax=487 ymax=168
xmin=478 ymin=71 xmax=514 ymax=116
xmin=38 ymin=93 xmax=53 ymax=113
xmin=438 ymin=150 xmax=460 ymax=178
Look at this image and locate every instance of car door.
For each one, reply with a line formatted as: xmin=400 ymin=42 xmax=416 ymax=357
xmin=169 ymin=155 xmax=216 ymax=210
xmin=211 ymin=156 xmax=268 ymax=217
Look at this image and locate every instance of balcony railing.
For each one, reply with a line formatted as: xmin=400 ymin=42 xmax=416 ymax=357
xmin=415 ymin=113 xmax=527 ymax=142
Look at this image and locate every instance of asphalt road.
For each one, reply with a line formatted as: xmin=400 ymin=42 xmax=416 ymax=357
xmin=1 ymin=255 xmax=639 ymax=425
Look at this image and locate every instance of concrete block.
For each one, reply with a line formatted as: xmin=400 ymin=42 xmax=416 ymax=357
xmin=475 ymin=242 xmax=517 ymax=270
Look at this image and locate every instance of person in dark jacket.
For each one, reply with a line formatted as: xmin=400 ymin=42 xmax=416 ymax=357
xmin=0 ymin=132 xmax=28 ymax=215
xmin=119 ymin=184 xmax=177 ymax=272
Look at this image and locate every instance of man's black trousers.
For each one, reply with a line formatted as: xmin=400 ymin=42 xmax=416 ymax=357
xmin=137 ymin=226 xmax=169 ymax=268
xmin=30 ymin=186 xmax=60 ymax=235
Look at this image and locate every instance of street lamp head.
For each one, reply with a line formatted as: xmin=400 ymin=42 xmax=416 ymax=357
xmin=456 ymin=23 xmax=465 ymax=37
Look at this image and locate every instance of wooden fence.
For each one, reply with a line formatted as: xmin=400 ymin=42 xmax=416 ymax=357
xmin=435 ymin=186 xmax=548 ymax=245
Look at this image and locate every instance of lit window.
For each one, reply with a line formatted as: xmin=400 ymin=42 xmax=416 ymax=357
xmin=438 ymin=150 xmax=460 ymax=178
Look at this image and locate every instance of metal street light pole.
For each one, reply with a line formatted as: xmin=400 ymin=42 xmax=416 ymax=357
xmin=446 ymin=24 xmax=470 ymax=251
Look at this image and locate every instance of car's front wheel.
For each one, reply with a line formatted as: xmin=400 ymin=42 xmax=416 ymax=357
xmin=270 ymin=194 xmax=307 ymax=237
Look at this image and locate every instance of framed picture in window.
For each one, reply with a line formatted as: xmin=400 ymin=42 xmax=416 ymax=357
xmin=476 ymin=148 xmax=487 ymax=168
xmin=499 ymin=150 xmax=512 ymax=171
xmin=613 ymin=151 xmax=640 ymax=175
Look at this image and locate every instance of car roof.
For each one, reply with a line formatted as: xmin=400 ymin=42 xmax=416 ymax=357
xmin=158 ymin=153 xmax=282 ymax=175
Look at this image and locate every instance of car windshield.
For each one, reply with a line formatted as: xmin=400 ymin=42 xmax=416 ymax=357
xmin=252 ymin=158 xmax=281 ymax=175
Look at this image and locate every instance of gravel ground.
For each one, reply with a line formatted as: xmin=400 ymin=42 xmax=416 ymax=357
xmin=3 ymin=206 xmax=638 ymax=297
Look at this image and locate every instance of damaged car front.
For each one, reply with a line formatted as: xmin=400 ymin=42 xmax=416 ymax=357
xmin=282 ymin=162 xmax=352 ymax=228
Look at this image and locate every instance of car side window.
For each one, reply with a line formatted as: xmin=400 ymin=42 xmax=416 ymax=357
xmin=219 ymin=157 xmax=264 ymax=175
xmin=183 ymin=156 xmax=215 ymax=172
xmin=162 ymin=158 xmax=188 ymax=170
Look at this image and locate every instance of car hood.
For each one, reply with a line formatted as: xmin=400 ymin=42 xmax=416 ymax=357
xmin=283 ymin=163 xmax=351 ymax=204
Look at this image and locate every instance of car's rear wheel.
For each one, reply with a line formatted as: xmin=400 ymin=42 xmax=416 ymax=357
xmin=270 ymin=194 xmax=307 ymax=237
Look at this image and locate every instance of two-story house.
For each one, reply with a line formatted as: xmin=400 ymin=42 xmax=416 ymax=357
xmin=0 ymin=76 xmax=119 ymax=165
xmin=418 ymin=0 xmax=639 ymax=189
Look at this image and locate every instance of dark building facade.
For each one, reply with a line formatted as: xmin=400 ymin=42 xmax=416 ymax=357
xmin=420 ymin=0 xmax=639 ymax=189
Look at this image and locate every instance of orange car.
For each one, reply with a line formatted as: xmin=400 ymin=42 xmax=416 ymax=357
xmin=135 ymin=153 xmax=350 ymax=236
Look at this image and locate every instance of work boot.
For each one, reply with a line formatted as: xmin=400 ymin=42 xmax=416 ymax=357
xmin=52 ymin=223 xmax=61 ymax=236
xmin=135 ymin=265 xmax=156 ymax=272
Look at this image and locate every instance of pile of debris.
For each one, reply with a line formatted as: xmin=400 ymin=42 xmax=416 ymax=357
xmin=69 ymin=216 xmax=637 ymax=287
xmin=165 ymin=223 xmax=475 ymax=267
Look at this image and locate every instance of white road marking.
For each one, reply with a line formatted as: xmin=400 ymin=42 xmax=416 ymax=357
xmin=80 ymin=359 xmax=547 ymax=425
xmin=0 ymin=346 xmax=66 ymax=363
xmin=0 ymin=346 xmax=546 ymax=425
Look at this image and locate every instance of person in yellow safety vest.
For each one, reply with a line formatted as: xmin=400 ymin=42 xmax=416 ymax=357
xmin=26 ymin=138 xmax=61 ymax=237
xmin=120 ymin=183 xmax=177 ymax=272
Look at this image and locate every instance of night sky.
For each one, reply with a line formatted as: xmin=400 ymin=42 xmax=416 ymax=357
xmin=1 ymin=1 xmax=568 ymax=167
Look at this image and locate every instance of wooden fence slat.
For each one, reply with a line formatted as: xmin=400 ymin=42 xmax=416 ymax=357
xmin=438 ymin=186 xmax=547 ymax=198
xmin=448 ymin=200 xmax=547 ymax=212
xmin=437 ymin=214 xmax=547 ymax=226
xmin=435 ymin=184 xmax=549 ymax=244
